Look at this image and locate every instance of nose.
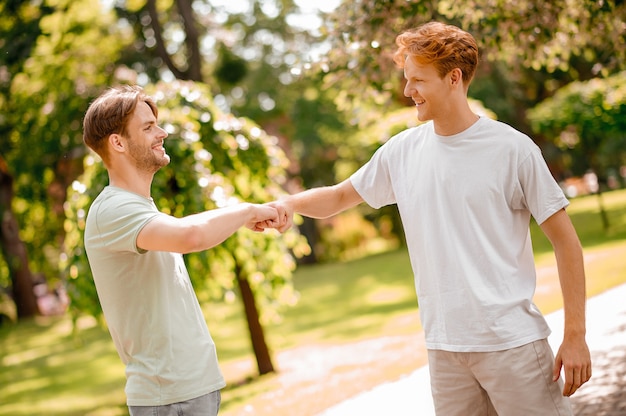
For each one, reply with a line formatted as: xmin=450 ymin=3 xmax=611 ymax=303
xmin=403 ymin=80 xmax=413 ymax=98
xmin=158 ymin=125 xmax=168 ymax=139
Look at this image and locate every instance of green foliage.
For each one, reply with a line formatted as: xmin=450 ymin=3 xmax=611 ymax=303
xmin=215 ymin=44 xmax=249 ymax=86
xmin=0 ymin=0 xmax=54 ymax=95
xmin=441 ymin=0 xmax=626 ymax=76
xmin=64 ymin=81 xmax=309 ymax=322
xmin=0 ymin=0 xmax=129 ymax=291
xmin=281 ymin=77 xmax=358 ymax=188
xmin=0 ymin=0 xmax=52 ymax=292
xmin=527 ymin=72 xmax=626 ymax=178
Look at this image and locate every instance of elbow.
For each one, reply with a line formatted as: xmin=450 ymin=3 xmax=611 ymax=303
xmin=176 ymin=225 xmax=207 ymax=253
xmin=317 ymin=183 xmax=359 ymax=218
xmin=553 ymin=238 xmax=584 ymax=262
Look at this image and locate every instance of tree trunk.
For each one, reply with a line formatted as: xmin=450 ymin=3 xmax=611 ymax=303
xmin=146 ymin=0 xmax=203 ymax=81
xmin=297 ymin=217 xmax=319 ymax=264
xmin=236 ymin=264 xmax=275 ymax=375
xmin=595 ymin=190 xmax=610 ymax=232
xmin=48 ymin=148 xmax=86 ymax=264
xmin=0 ymin=156 xmax=39 ymax=319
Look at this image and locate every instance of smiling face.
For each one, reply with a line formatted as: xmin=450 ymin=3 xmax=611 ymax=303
xmin=123 ymin=101 xmax=170 ymax=173
xmin=403 ymin=57 xmax=451 ymax=123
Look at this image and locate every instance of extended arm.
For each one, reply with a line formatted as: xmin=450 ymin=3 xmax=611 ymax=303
xmin=136 ymin=203 xmax=279 ymax=253
xmin=271 ymin=179 xmax=364 ymax=232
xmin=539 ymin=208 xmax=592 ymax=396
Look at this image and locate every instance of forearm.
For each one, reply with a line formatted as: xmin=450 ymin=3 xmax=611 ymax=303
xmin=184 ymin=203 xmax=256 ymax=250
xmin=554 ymin=239 xmax=587 ymax=336
xmin=284 ymin=180 xmax=363 ymax=219
xmin=541 ymin=209 xmax=587 ymax=337
xmin=548 ymin=216 xmax=592 ymax=396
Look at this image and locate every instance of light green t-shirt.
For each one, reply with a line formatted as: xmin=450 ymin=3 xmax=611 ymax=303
xmin=84 ymin=186 xmax=225 ymax=406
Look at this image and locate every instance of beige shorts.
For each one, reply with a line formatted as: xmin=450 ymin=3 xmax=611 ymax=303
xmin=428 ymin=339 xmax=572 ymax=416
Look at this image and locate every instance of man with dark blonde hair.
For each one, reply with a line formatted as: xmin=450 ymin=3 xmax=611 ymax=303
xmin=83 ymin=85 xmax=279 ymax=415
xmin=267 ymin=22 xmax=591 ymax=415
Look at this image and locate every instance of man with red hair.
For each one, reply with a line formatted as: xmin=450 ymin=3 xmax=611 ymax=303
xmin=269 ymin=22 xmax=591 ymax=415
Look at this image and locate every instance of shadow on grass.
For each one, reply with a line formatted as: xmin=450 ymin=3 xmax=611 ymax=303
xmin=0 ymin=317 xmax=127 ymax=416
xmin=272 ymin=250 xmax=419 ymax=346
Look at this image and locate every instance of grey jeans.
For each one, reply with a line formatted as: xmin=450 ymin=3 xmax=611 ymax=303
xmin=129 ymin=390 xmax=221 ymax=416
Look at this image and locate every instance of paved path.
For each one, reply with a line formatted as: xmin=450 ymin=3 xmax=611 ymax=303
xmin=319 ymin=283 xmax=626 ymax=415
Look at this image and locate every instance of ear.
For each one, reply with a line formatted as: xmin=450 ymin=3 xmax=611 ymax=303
xmin=108 ymin=133 xmax=126 ymax=154
xmin=448 ymin=68 xmax=463 ymax=87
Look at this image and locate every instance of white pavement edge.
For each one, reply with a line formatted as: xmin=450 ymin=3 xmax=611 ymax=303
xmin=318 ymin=283 xmax=626 ymax=416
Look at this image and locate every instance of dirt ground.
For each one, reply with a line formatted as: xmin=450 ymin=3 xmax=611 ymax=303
xmin=221 ymin=328 xmax=427 ymax=416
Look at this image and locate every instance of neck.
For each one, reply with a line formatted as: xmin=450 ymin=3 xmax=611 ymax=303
xmin=433 ymin=98 xmax=479 ymax=136
xmin=108 ymin=170 xmax=154 ymax=199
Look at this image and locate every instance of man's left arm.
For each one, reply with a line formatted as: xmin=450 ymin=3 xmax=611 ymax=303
xmin=539 ymin=208 xmax=592 ymax=396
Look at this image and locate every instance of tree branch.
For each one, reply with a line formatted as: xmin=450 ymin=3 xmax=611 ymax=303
xmin=175 ymin=0 xmax=202 ymax=81
xmin=145 ymin=0 xmax=187 ymax=79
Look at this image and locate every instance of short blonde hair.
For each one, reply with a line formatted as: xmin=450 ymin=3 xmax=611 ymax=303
xmin=83 ymin=85 xmax=158 ymax=164
xmin=394 ymin=22 xmax=478 ymax=85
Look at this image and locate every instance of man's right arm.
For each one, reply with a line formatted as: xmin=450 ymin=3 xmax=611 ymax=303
xmin=271 ymin=179 xmax=364 ymax=232
xmin=136 ymin=202 xmax=279 ymax=254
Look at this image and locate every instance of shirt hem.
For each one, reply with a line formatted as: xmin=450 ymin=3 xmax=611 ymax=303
xmin=126 ymin=379 xmax=227 ymax=407
xmin=425 ymin=330 xmax=551 ymax=353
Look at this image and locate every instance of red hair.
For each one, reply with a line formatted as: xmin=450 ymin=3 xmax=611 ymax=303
xmin=394 ymin=22 xmax=478 ymax=85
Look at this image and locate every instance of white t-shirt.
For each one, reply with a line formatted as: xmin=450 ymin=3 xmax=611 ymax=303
xmin=351 ymin=117 xmax=569 ymax=352
xmin=84 ymin=186 xmax=226 ymax=406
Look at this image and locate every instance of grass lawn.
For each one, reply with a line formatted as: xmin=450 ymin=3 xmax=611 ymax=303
xmin=1 ymin=189 xmax=625 ymax=416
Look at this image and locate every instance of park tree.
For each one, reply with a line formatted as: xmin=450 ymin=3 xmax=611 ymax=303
xmin=528 ymin=72 xmax=626 ymax=179
xmin=0 ymin=154 xmax=39 ymax=319
xmin=112 ymin=0 xmax=325 ymax=110
xmin=0 ymin=0 xmax=53 ymax=319
xmin=527 ymin=72 xmax=626 ymax=229
xmin=0 ymin=0 xmax=126 ymax=319
xmin=212 ymin=2 xmax=369 ymax=261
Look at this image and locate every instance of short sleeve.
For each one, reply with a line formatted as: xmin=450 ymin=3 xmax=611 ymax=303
xmin=88 ymin=193 xmax=160 ymax=254
xmin=518 ymin=146 xmax=569 ymax=224
xmin=350 ymin=143 xmax=397 ymax=209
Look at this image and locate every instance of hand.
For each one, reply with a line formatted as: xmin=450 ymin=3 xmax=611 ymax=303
xmin=271 ymin=200 xmax=294 ymax=233
xmin=245 ymin=204 xmax=279 ymax=232
xmin=553 ymin=335 xmax=592 ymax=396
xmin=252 ymin=200 xmax=294 ymax=233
